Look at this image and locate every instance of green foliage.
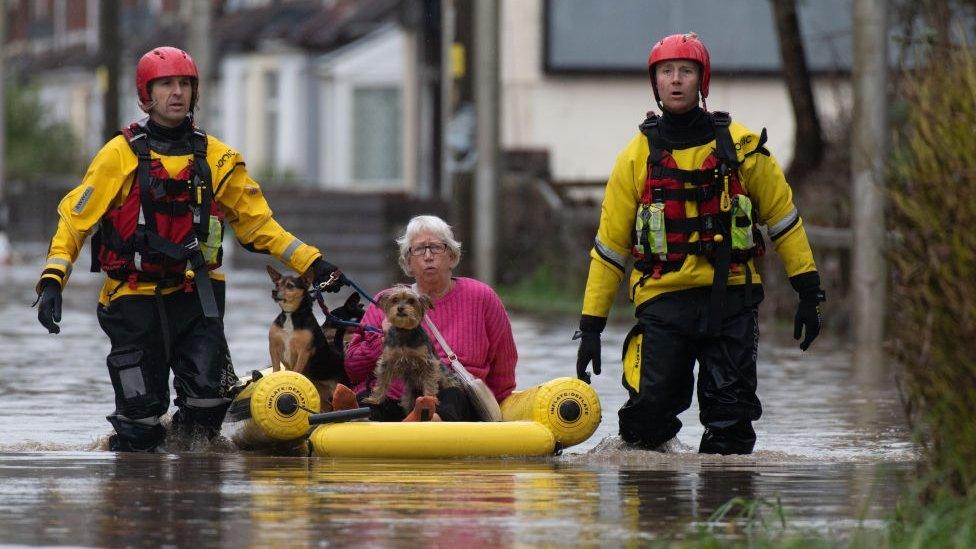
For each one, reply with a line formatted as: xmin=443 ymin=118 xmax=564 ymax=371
xmin=889 ymin=484 xmax=976 ymax=547
xmin=496 ymin=263 xmax=584 ymax=315
xmin=888 ymin=42 xmax=976 ymax=501
xmin=4 ymin=83 xmax=81 ymax=178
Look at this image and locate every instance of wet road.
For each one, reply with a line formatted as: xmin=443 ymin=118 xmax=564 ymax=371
xmin=0 ymin=264 xmax=914 ymax=545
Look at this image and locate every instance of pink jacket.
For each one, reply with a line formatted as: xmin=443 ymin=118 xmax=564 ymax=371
xmin=344 ymin=277 xmax=518 ymax=401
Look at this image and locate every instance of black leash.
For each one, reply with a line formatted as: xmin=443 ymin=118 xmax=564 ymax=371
xmin=308 ymin=271 xmax=382 ymax=334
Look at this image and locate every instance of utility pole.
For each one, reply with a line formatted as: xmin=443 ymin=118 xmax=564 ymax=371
xmin=99 ymin=0 xmax=120 ymax=142
xmin=439 ymin=0 xmax=456 ymax=203
xmin=186 ymin=0 xmax=213 ymax=126
xmin=0 ymin=4 xmax=9 ymax=265
xmin=473 ymin=0 xmax=499 ymax=285
xmin=851 ymin=0 xmax=888 ymax=372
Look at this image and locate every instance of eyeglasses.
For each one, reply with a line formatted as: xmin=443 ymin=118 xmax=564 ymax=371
xmin=409 ymin=242 xmax=449 ymax=256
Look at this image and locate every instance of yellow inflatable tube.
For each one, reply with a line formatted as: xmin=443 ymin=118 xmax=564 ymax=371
xmin=225 ymin=370 xmax=320 ymax=450
xmin=500 ymin=376 xmax=601 ymax=447
xmin=307 ymin=377 xmax=601 ymax=458
xmin=308 ymin=421 xmax=556 ymax=458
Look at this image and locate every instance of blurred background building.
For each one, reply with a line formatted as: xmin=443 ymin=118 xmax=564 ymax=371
xmin=1 ymin=0 xmax=859 ymax=294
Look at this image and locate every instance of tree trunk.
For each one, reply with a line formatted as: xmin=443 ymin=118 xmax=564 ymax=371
xmin=771 ymin=0 xmax=824 ymax=183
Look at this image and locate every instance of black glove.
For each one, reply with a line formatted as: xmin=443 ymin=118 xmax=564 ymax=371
xmin=573 ymin=315 xmax=607 ymax=384
xmin=36 ymin=279 xmax=63 ymax=334
xmin=790 ymin=272 xmax=825 ymax=351
xmin=307 ymin=258 xmax=346 ymax=293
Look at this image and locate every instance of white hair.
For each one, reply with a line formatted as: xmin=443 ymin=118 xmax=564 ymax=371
xmin=396 ymin=215 xmax=462 ymax=276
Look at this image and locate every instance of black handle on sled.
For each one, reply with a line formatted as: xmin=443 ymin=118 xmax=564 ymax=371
xmin=308 ymin=407 xmax=372 ymax=425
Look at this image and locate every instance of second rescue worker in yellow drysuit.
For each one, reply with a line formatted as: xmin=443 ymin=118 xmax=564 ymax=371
xmin=574 ymin=33 xmax=825 ymax=455
xmin=34 ymin=46 xmax=346 ymax=452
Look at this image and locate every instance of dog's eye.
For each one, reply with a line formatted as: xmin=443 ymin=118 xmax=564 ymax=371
xmin=285 ymin=282 xmax=295 ymax=289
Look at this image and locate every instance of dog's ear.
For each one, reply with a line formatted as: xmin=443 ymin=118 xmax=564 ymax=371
xmin=378 ymin=290 xmax=393 ymax=311
xmin=420 ymin=294 xmax=434 ymax=313
xmin=266 ymin=265 xmax=282 ymax=284
xmin=344 ymin=293 xmax=365 ymax=319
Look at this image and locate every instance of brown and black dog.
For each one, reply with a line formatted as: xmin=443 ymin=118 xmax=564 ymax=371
xmin=267 ymin=265 xmax=351 ymax=411
xmin=363 ymin=285 xmax=456 ymax=417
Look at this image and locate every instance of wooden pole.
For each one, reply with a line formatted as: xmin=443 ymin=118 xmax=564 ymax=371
xmin=187 ymin=0 xmax=212 ymax=126
xmin=99 ymin=0 xmax=120 ymax=141
xmin=851 ymin=0 xmax=888 ymax=371
xmin=0 ymin=4 xmax=9 ymax=264
xmin=473 ymin=0 xmax=499 ymax=285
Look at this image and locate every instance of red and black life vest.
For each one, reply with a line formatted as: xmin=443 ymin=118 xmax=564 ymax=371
xmin=631 ymin=111 xmax=764 ymax=278
xmin=91 ymin=122 xmax=223 ymax=317
xmin=631 ymin=111 xmax=766 ymax=334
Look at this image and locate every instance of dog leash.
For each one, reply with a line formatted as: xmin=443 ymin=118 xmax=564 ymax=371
xmin=309 ymin=272 xmax=382 ymax=333
xmin=333 ymin=273 xmax=380 ymax=307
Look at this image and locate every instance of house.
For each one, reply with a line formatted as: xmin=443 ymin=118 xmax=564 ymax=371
xmin=4 ymin=0 xmax=865 ymax=284
xmin=501 ymin=0 xmax=856 ymax=184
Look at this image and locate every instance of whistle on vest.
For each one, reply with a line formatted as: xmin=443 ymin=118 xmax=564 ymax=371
xmin=719 ymin=167 xmax=732 ymax=212
xmin=720 ymin=190 xmax=731 ymax=212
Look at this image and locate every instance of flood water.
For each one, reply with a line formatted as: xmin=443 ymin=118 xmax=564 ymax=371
xmin=0 ymin=263 xmax=915 ymax=545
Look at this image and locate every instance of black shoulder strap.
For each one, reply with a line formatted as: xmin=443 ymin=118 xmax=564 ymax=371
xmin=190 ymin=129 xmax=212 ymax=240
xmin=122 ymin=124 xmax=158 ymax=237
xmin=639 ymin=112 xmax=665 ymax=165
xmin=710 ymin=111 xmax=739 ymax=168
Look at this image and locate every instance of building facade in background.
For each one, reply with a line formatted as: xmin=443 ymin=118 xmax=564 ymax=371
xmin=4 ymin=0 xmax=858 ymax=192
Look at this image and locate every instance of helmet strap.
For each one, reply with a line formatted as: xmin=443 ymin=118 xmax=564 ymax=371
xmin=138 ymin=99 xmax=157 ymax=114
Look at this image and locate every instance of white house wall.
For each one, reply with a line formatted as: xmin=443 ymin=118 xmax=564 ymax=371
xmin=316 ymin=25 xmax=413 ymax=191
xmin=218 ymin=51 xmax=309 ymax=181
xmin=501 ymin=0 xmax=852 ymax=182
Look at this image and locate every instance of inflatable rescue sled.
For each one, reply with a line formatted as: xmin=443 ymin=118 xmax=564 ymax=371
xmin=224 ymin=369 xmax=601 ymax=458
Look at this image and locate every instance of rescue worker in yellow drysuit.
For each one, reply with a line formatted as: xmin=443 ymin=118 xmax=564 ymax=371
xmin=574 ymin=33 xmax=825 ymax=454
xmin=34 ymin=46 xmax=346 ymax=452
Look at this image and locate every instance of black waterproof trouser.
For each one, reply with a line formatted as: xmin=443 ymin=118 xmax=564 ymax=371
xmin=96 ymin=280 xmax=233 ymax=451
xmin=619 ymin=285 xmax=764 ymax=455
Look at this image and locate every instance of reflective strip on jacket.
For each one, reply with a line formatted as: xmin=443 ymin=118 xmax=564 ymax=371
xmin=40 ymin=132 xmax=322 ymax=305
xmin=582 ymin=119 xmax=817 ymax=318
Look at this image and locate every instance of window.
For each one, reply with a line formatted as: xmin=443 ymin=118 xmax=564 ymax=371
xmin=352 ymin=87 xmax=401 ymax=182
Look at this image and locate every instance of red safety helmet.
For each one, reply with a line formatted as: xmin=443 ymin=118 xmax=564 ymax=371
xmin=136 ymin=46 xmax=199 ymax=108
xmin=647 ymin=32 xmax=711 ymax=107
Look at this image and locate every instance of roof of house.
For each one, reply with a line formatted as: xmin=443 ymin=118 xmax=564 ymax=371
xmin=8 ymin=0 xmax=404 ymax=75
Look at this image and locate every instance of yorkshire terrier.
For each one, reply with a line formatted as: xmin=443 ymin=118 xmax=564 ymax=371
xmin=363 ymin=285 xmax=456 ymax=417
xmin=267 ymin=265 xmax=351 ymax=411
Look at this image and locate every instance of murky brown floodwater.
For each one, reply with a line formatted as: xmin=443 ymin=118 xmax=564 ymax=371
xmin=0 ymin=262 xmax=914 ymax=545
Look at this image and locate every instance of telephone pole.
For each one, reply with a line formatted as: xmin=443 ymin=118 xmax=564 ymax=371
xmin=99 ymin=0 xmax=120 ymax=142
xmin=473 ymin=0 xmax=499 ymax=285
xmin=851 ymin=0 xmax=888 ymax=372
xmin=0 ymin=4 xmax=10 ymax=265
xmin=186 ymin=0 xmax=213 ymax=125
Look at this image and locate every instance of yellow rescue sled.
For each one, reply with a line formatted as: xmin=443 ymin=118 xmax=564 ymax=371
xmin=225 ymin=370 xmax=601 ymax=457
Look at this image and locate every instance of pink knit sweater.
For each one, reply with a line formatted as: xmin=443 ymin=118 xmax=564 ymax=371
xmin=344 ymin=277 xmax=518 ymax=401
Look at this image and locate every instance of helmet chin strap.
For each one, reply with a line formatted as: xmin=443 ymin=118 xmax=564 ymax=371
xmin=139 ymin=99 xmax=157 ymax=113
